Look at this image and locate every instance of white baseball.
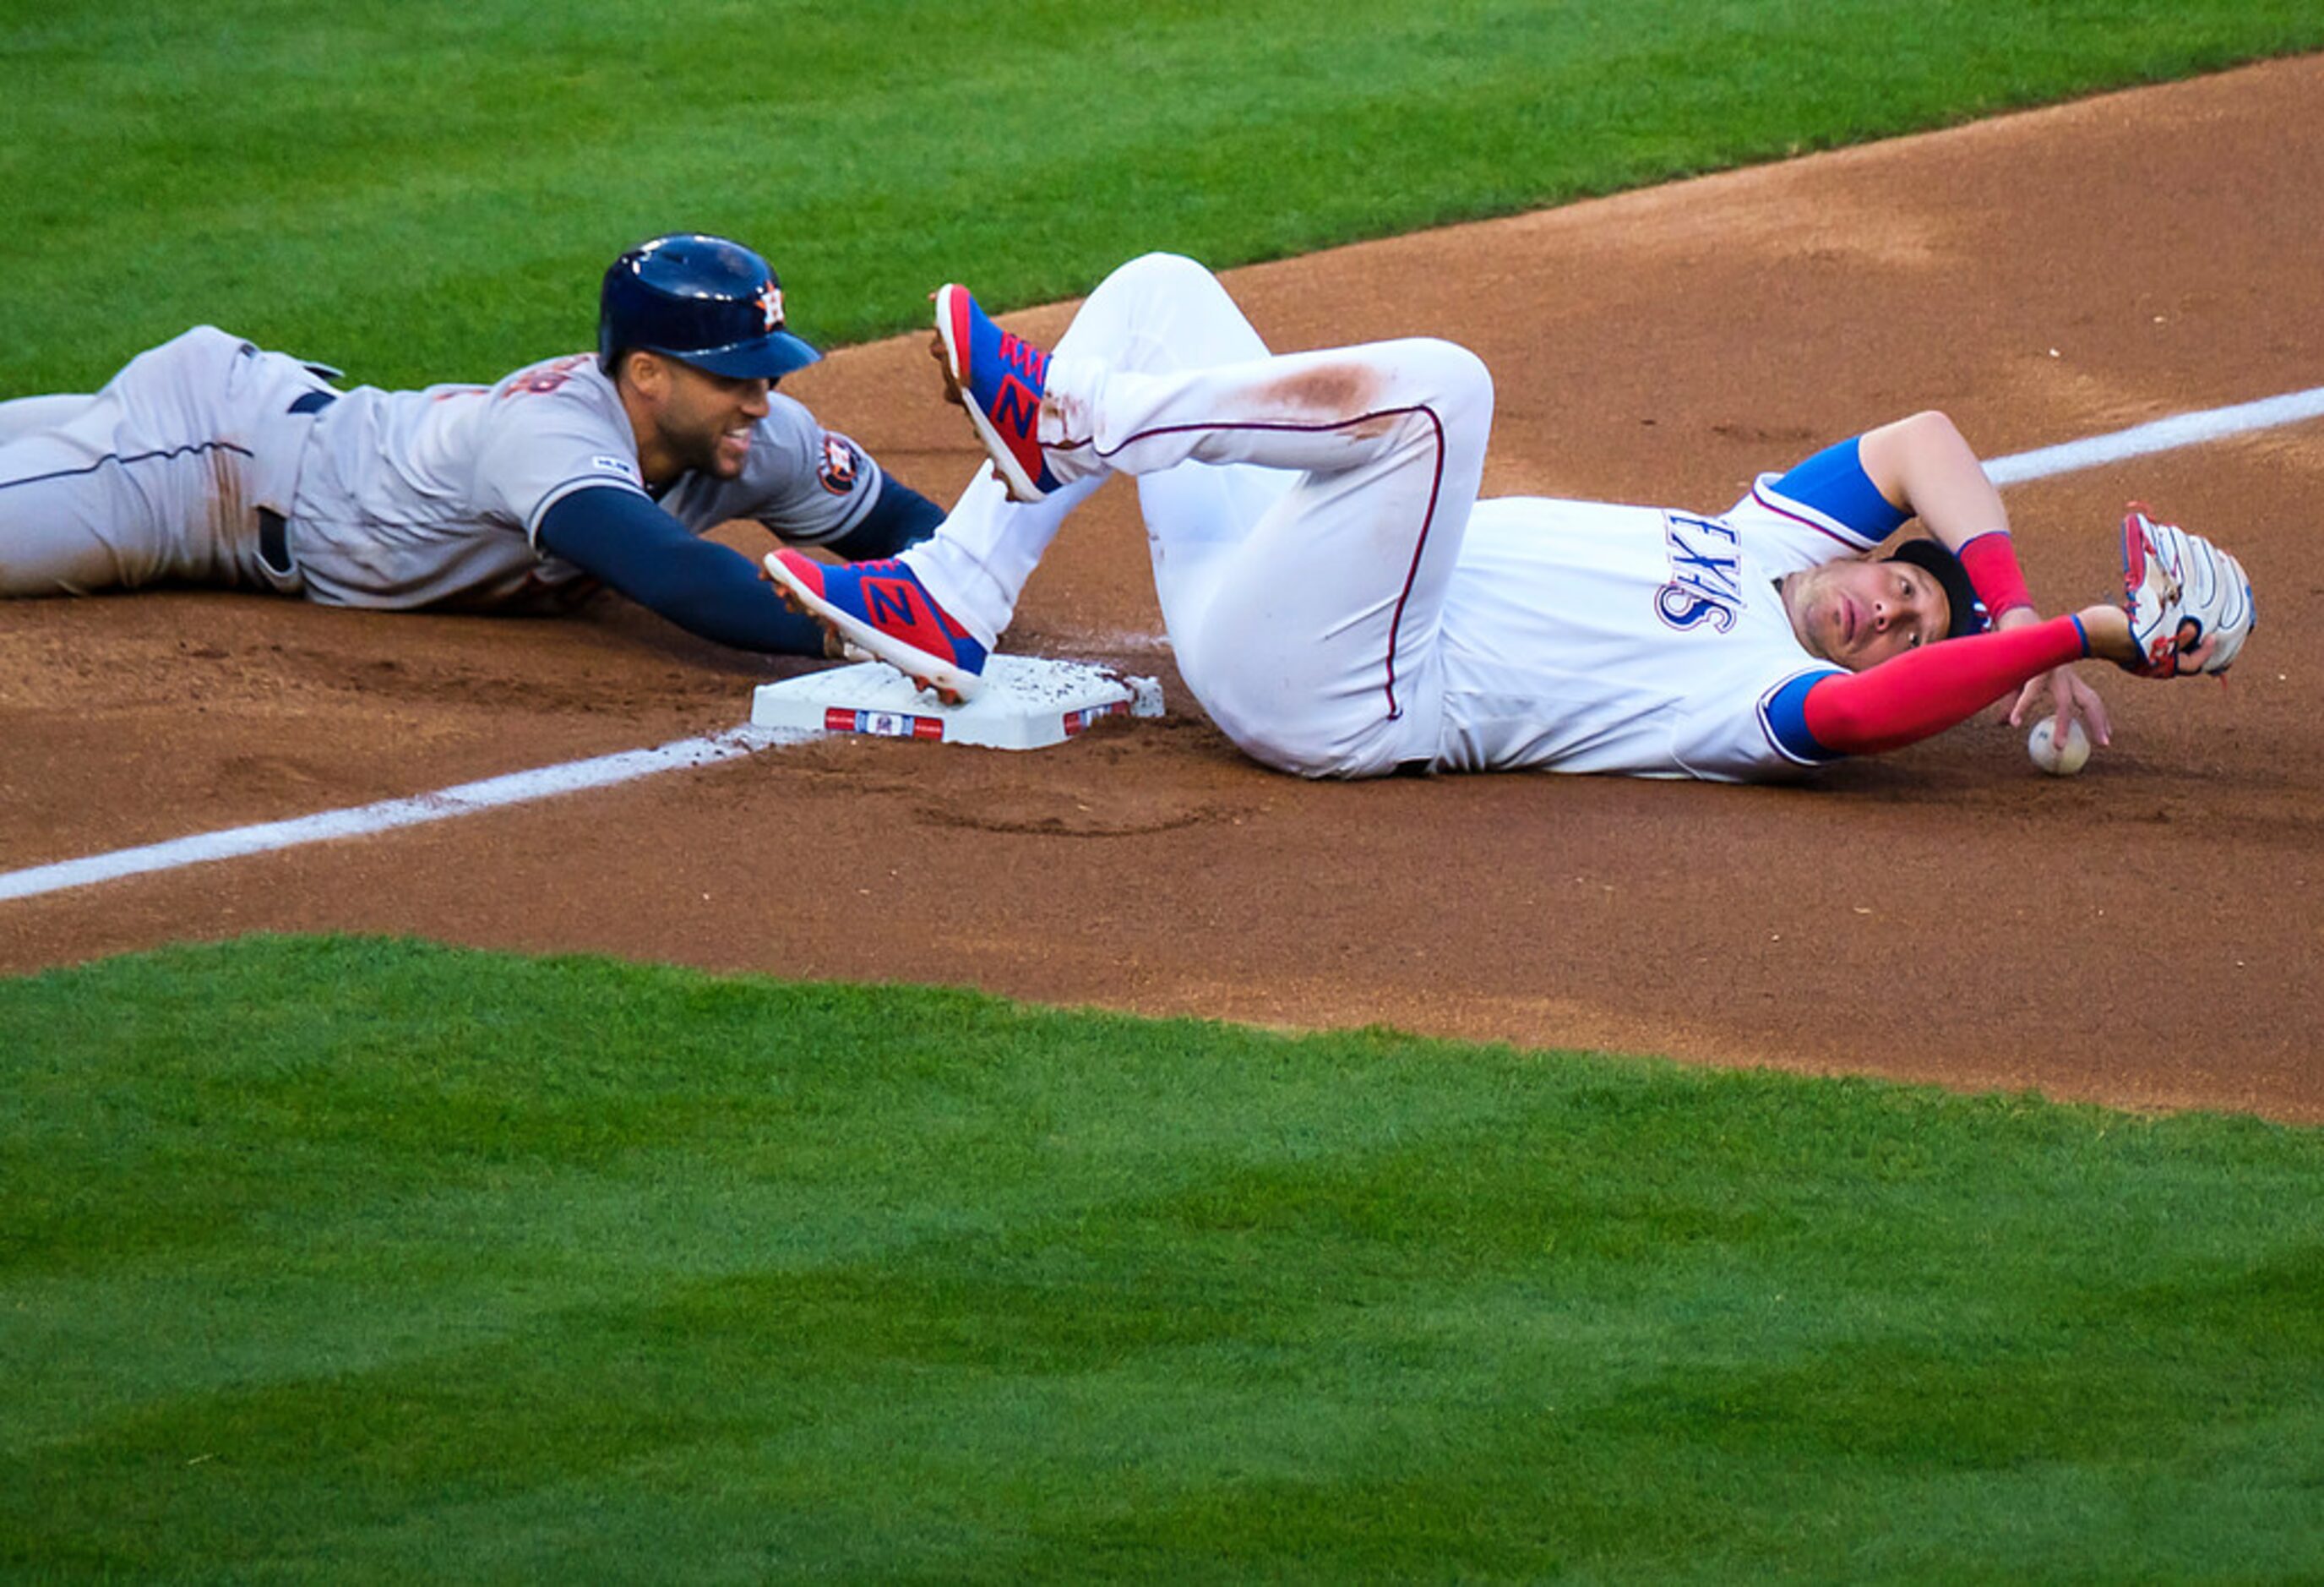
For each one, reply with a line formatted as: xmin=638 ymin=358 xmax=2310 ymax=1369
xmin=2027 ymin=715 xmax=2091 ymax=776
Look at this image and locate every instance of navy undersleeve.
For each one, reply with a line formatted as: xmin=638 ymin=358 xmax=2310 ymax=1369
xmin=825 ymin=479 xmax=944 ymax=560
xmin=538 ymin=487 xmax=825 ymax=656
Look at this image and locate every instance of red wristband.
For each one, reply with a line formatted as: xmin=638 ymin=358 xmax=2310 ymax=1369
xmin=1957 ymin=530 xmax=2034 ymax=620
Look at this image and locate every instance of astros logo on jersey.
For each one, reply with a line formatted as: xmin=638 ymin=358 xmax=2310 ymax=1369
xmin=817 ymin=435 xmax=860 ymax=495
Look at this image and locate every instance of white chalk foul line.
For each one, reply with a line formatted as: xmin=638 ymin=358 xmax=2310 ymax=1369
xmin=1984 ymin=384 xmax=2324 ymax=485
xmin=0 ymin=726 xmax=811 ymax=905
xmin=5 ymin=381 xmax=2322 ymax=908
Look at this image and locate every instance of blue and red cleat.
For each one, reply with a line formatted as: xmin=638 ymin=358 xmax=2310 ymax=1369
xmin=933 ymin=283 xmax=1060 ymax=503
xmin=764 ymin=550 xmax=987 ymax=703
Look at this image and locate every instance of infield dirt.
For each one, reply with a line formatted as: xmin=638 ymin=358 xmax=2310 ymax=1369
xmin=3 ymin=58 xmax=2319 ymax=1119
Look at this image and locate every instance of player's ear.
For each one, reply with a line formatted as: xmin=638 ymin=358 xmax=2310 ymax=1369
xmin=619 ymin=349 xmax=671 ymax=401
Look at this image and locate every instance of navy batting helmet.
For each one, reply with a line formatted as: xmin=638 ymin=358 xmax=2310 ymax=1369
xmin=597 ymin=233 xmax=821 ymax=379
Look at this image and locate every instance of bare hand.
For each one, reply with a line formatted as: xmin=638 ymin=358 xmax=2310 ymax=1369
xmin=2007 ymin=663 xmax=2111 ymax=747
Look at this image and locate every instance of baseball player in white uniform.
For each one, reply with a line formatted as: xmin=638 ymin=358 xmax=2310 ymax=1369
xmin=765 ymin=253 xmax=2254 ymax=780
xmin=0 ymin=235 xmax=946 ymax=655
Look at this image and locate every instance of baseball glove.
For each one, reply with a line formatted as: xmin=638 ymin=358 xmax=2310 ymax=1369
xmin=2119 ymin=504 xmax=2255 ymax=677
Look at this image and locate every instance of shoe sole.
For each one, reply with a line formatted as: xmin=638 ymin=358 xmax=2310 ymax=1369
xmin=763 ymin=553 xmax=983 ymax=705
xmin=934 ymin=283 xmax=1050 ymax=504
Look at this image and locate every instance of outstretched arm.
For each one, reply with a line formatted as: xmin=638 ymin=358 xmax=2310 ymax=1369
xmin=537 ymin=487 xmax=830 ymax=655
xmin=1794 ymin=605 xmax=2144 ymax=757
xmin=1857 ymin=410 xmax=2110 ymax=743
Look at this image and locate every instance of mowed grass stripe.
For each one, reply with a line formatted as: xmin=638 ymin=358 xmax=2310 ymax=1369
xmin=3 ymin=937 xmax=2320 ymax=1579
xmin=4 ymin=1 xmax=2323 ymax=388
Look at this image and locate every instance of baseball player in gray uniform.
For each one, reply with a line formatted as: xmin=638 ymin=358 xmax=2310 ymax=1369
xmin=0 ymin=234 xmax=944 ymax=655
xmin=768 ymin=252 xmax=2255 ymax=781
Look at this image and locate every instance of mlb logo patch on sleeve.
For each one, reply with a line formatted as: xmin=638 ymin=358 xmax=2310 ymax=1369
xmin=591 ymin=454 xmax=643 ymax=484
xmin=817 ymin=435 xmax=862 ymax=494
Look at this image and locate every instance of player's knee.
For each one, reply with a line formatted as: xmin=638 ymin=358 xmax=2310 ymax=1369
xmin=1382 ymin=339 xmax=1492 ymax=434
xmin=1417 ymin=339 xmax=1493 ymax=412
xmin=1088 ymin=252 xmax=1222 ymax=320
xmin=1108 ymin=251 xmax=1218 ymax=297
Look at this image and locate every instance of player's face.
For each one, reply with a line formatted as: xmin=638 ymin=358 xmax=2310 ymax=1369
xmin=1788 ymin=557 xmax=1952 ymax=670
xmin=651 ymin=362 xmax=772 ymax=478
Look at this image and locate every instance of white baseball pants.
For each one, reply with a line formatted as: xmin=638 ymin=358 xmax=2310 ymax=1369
xmin=906 ymin=253 xmax=1493 ymax=777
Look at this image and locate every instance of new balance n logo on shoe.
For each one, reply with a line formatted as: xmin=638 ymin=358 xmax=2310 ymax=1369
xmin=865 ymin=578 xmax=925 ymax=631
xmin=994 ymin=374 xmax=1041 ymax=442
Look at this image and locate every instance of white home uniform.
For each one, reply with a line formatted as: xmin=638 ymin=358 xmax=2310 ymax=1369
xmin=1 ymin=328 xmax=885 ymax=607
xmin=1429 ymin=488 xmax=1870 ymax=779
xmin=905 ymin=253 xmax=1884 ymax=782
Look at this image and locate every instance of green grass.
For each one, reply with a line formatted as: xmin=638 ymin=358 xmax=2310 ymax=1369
xmin=5 ymin=936 xmax=2321 ymax=1580
xmin=3 ymin=0 xmax=2320 ymax=390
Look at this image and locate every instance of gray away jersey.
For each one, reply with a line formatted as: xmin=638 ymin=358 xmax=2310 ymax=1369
xmin=288 ymin=354 xmax=884 ymax=610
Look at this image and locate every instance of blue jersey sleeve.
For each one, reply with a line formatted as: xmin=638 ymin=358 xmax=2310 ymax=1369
xmin=1762 ymin=437 xmax=1911 ymax=543
xmin=1757 ymin=668 xmax=1851 ymax=765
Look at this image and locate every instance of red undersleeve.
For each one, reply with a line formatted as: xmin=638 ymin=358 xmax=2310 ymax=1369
xmin=1803 ymin=616 xmax=2088 ymax=755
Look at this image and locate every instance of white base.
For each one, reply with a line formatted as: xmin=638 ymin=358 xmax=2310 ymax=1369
xmin=750 ymin=656 xmax=1165 ymax=750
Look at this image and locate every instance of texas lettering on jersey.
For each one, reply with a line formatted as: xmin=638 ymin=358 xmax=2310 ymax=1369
xmin=1655 ymin=511 xmax=1744 ymax=633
